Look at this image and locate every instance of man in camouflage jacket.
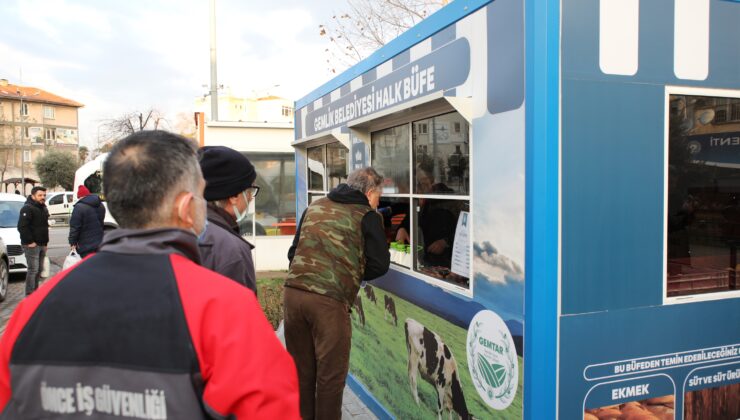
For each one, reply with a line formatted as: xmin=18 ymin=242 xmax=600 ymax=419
xmin=285 ymin=167 xmax=390 ymax=420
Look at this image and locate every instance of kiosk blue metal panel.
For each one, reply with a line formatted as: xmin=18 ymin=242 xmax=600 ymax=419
xmin=292 ymin=0 xmax=740 ymax=418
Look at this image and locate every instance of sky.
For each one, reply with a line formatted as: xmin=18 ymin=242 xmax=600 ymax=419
xmin=0 ymin=0 xmax=349 ymax=148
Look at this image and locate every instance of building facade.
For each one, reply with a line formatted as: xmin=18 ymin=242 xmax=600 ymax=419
xmin=195 ymin=93 xmax=296 ymax=271
xmin=0 ymin=79 xmax=83 ymax=193
xmin=195 ymin=89 xmax=294 ymax=124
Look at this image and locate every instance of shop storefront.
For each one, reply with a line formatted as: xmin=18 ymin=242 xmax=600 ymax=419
xmin=293 ymin=1 xmax=740 ymax=418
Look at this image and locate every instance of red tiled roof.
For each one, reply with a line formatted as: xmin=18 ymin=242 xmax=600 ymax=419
xmin=0 ymin=82 xmax=84 ymax=108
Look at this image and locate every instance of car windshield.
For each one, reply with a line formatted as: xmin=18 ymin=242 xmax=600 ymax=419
xmin=0 ymin=201 xmax=25 ymax=228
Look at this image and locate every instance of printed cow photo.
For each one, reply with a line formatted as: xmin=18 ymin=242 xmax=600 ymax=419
xmin=404 ymin=318 xmax=473 ymax=420
xmin=384 ymin=295 xmax=398 ymax=326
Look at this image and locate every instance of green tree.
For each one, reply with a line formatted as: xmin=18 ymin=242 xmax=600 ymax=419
xmin=35 ymin=150 xmax=77 ymax=190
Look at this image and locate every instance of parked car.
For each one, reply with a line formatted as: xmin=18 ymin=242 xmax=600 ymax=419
xmin=46 ymin=191 xmax=75 ymax=223
xmin=0 ymin=193 xmax=28 ymax=274
xmin=0 ymin=237 xmax=9 ymax=302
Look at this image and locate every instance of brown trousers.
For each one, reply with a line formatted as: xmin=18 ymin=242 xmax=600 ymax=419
xmin=283 ymin=287 xmax=352 ymax=420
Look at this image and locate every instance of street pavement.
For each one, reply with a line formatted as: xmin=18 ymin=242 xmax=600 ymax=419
xmin=0 ymin=226 xmax=69 ymax=335
xmin=0 ymin=227 xmax=377 ymax=419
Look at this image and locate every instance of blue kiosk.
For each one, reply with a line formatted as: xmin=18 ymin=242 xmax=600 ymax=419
xmin=292 ymin=1 xmax=740 ymax=418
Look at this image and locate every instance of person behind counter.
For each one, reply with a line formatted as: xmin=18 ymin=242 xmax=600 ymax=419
xmin=395 ymin=166 xmax=457 ymax=268
xmin=285 ymin=167 xmax=390 ymax=420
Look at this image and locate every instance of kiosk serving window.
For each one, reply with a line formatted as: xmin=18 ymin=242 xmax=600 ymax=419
xmin=667 ymin=92 xmax=740 ymax=299
xmin=371 ymin=111 xmax=471 ymax=290
xmin=307 ymin=143 xmax=348 ymax=203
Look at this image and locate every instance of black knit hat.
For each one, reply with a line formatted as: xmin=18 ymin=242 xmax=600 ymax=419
xmin=198 ymin=146 xmax=256 ymax=201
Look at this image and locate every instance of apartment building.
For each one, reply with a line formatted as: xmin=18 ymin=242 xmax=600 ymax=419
xmin=0 ymin=78 xmax=83 ymax=193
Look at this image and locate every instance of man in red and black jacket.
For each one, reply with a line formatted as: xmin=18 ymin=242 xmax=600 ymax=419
xmin=0 ymin=131 xmax=299 ymax=419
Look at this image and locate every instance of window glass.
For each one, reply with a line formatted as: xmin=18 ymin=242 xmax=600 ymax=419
xmin=371 ymin=124 xmax=410 ymax=194
xmin=48 ymin=194 xmax=63 ymax=205
xmin=412 ymin=112 xmax=469 ymax=195
xmin=307 ymin=146 xmax=325 ymax=191
xmin=667 ymin=93 xmax=740 ymax=298
xmin=378 ymin=197 xmax=411 ymax=267
xmin=0 ymin=201 xmax=24 ymax=228
xmin=308 ymin=193 xmax=325 ymax=204
xmin=327 ymin=142 xmax=348 ymax=189
xmin=248 ymin=153 xmax=297 ymax=236
xmin=238 ymin=212 xmax=260 ymax=237
xmin=66 ymin=194 xmax=74 ymax=203
xmin=412 ymin=198 xmax=470 ymax=287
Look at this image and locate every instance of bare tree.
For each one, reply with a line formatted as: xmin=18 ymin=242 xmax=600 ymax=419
xmin=100 ymin=109 xmax=168 ymax=141
xmin=172 ymin=112 xmax=197 ymax=141
xmin=0 ymin=110 xmax=14 ymax=184
xmin=96 ymin=109 xmax=169 ymax=154
xmin=320 ymin=0 xmax=448 ymax=73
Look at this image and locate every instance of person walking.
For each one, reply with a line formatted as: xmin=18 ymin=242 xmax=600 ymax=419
xmin=17 ymin=186 xmax=49 ymax=296
xmin=0 ymin=131 xmax=300 ymax=419
xmin=68 ymin=185 xmax=106 ymax=258
xmin=284 ymin=167 xmax=390 ymax=420
xmin=197 ymin=146 xmax=259 ymax=293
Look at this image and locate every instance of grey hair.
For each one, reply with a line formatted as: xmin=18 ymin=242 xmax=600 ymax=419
xmin=346 ymin=167 xmax=384 ymax=194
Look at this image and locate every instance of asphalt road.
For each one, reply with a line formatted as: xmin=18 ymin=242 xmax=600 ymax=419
xmin=3 ymin=226 xmax=70 ymax=333
xmin=47 ymin=225 xmax=71 ymax=262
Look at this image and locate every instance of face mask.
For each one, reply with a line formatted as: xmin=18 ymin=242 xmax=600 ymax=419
xmin=197 ymin=219 xmax=209 ymax=244
xmin=233 ymin=191 xmax=251 ymax=223
xmin=187 ymin=193 xmax=208 ymax=243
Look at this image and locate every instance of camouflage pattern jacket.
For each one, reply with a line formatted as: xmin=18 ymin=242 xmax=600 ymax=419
xmin=287 ymin=184 xmax=390 ymax=306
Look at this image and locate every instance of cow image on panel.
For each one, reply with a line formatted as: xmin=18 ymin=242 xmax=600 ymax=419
xmin=384 ymin=295 xmax=398 ymax=326
xmin=364 ymin=284 xmax=377 ymax=304
xmin=352 ymin=295 xmax=366 ymax=327
xmin=404 ymin=318 xmax=474 ymax=420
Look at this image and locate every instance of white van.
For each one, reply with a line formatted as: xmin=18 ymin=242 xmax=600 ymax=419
xmin=74 ymin=153 xmax=118 ymax=230
xmin=46 ymin=191 xmax=75 ymax=223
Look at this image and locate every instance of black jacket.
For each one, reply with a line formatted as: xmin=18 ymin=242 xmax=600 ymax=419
xmin=17 ymin=197 xmax=49 ymax=246
xmin=68 ymin=195 xmax=106 ymax=255
xmin=288 ymin=184 xmax=390 ymax=281
xmin=199 ymin=204 xmax=257 ymax=294
xmin=0 ymin=228 xmax=299 ymax=418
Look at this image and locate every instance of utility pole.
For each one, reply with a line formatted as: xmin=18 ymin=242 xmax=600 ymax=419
xmin=18 ymin=68 xmax=25 ymax=196
xmin=209 ymin=0 xmax=219 ymax=121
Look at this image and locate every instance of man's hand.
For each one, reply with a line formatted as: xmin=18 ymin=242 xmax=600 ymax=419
xmin=426 ymin=239 xmax=448 ymax=255
xmin=27 ymin=243 xmax=37 ymax=248
xmin=395 ymin=228 xmax=410 ymax=244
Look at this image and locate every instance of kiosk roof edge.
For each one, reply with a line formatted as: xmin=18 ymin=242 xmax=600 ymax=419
xmin=295 ymin=0 xmax=493 ymax=110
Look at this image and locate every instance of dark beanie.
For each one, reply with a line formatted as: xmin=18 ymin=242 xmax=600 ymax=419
xmin=198 ymin=146 xmax=257 ymax=201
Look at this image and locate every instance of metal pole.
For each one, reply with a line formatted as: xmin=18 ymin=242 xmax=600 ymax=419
xmin=18 ymin=94 xmax=26 ymax=196
xmin=209 ymin=0 xmax=219 ymax=121
xmin=18 ymin=70 xmax=24 ymax=196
